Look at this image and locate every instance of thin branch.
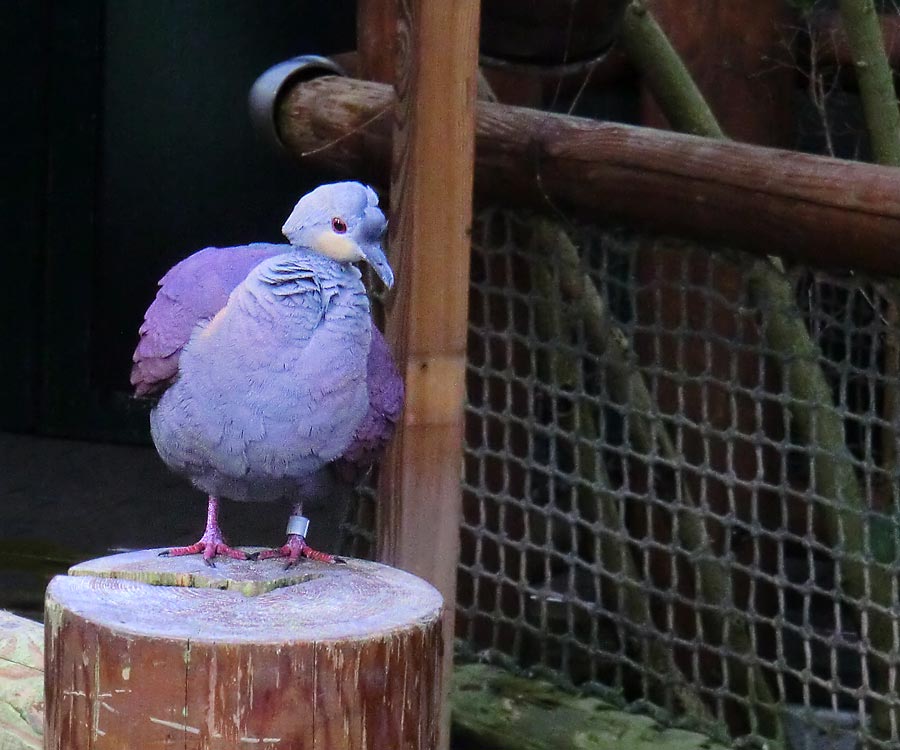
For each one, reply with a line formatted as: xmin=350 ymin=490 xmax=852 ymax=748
xmin=619 ymin=1 xmax=725 ymax=138
xmin=839 ymin=0 xmax=900 ymax=166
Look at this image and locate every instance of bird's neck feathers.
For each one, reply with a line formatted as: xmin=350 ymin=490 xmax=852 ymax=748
xmin=233 ymin=252 xmax=369 ymax=326
xmin=265 ymin=249 xmax=363 ymax=287
xmin=189 ymin=254 xmax=372 ymax=361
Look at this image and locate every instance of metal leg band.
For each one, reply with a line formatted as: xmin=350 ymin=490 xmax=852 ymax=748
xmin=286 ymin=515 xmax=310 ymax=537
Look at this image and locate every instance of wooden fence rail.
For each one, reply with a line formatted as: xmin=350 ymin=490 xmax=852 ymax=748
xmin=274 ymin=74 xmax=900 ymax=276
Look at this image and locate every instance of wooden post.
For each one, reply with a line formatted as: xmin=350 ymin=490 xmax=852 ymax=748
xmin=367 ymin=2 xmax=480 ymax=749
xmin=357 ymin=0 xmax=399 ymax=84
xmin=43 ymin=551 xmax=443 ymax=749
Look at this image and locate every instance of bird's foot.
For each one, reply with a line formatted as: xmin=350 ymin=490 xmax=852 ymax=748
xmin=158 ymin=496 xmax=251 ymax=567
xmin=257 ymin=534 xmax=344 ymax=568
xmin=159 ymin=531 xmax=251 ymax=568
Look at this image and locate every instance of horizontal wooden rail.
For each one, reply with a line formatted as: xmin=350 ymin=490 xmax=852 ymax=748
xmin=276 ymin=75 xmax=900 ymax=276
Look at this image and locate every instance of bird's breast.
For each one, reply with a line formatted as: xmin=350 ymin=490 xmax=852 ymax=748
xmin=154 ymin=290 xmax=373 ymax=483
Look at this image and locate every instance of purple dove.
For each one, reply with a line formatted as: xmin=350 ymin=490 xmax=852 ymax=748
xmin=131 ymin=182 xmax=403 ymax=566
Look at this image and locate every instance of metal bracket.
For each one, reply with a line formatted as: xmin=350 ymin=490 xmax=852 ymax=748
xmin=248 ymin=55 xmax=345 ymax=151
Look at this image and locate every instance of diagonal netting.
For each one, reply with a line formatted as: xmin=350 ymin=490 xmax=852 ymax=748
xmin=346 ymin=206 xmax=900 ymax=750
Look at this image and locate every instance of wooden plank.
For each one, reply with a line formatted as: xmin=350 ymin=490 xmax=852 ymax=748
xmin=0 ymin=610 xmax=43 ymax=750
xmin=369 ymin=3 xmax=480 ymax=749
xmin=641 ymin=0 xmax=795 ymax=145
xmin=276 ymin=75 xmax=900 ymax=276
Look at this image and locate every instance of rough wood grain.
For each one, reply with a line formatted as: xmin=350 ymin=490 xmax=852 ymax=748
xmin=44 ymin=550 xmax=443 ymax=750
xmin=0 ymin=611 xmax=43 ymax=750
xmin=356 ymin=0 xmax=398 ymax=84
xmin=276 ymin=75 xmax=900 ymax=276
xmin=4 ymin=607 xmax=736 ymax=750
xmin=371 ymin=3 xmax=480 ymax=750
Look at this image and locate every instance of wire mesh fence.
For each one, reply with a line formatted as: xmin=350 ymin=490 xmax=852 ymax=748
xmin=344 ymin=206 xmax=900 ymax=750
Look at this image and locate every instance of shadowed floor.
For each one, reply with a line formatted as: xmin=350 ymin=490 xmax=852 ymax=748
xmin=0 ymin=431 xmax=284 ymax=618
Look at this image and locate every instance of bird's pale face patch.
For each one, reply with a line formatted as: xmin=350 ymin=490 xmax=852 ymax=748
xmin=312 ymin=230 xmax=364 ymax=263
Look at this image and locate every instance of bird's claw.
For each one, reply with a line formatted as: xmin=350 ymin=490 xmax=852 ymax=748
xmin=259 ymin=534 xmax=340 ymax=566
xmin=160 ymin=539 xmax=251 ymax=565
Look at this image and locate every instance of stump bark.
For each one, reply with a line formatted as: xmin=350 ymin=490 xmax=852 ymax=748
xmin=44 ymin=550 xmax=444 ymax=750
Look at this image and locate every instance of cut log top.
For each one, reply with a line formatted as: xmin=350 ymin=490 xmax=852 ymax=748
xmin=50 ymin=550 xmax=443 ymax=643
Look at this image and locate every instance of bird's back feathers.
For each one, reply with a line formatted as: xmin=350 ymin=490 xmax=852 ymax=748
xmin=131 ymin=243 xmax=286 ymax=396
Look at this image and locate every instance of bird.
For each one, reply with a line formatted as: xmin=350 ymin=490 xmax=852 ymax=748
xmin=130 ymin=181 xmax=403 ymax=566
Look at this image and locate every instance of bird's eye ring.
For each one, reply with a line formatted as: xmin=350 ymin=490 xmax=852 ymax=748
xmin=331 ymin=217 xmax=348 ymax=234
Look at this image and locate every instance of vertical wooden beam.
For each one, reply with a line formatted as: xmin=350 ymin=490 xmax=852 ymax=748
xmin=356 ymin=0 xmax=399 ymax=83
xmin=365 ymin=2 xmax=481 ymax=748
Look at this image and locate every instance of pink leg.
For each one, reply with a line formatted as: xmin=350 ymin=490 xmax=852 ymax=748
xmin=159 ymin=496 xmax=250 ymax=567
xmin=258 ymin=503 xmax=343 ymax=568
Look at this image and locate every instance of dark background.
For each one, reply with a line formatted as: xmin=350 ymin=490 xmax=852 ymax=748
xmin=0 ymin=0 xmax=356 ymax=615
xmin=2 ymin=0 xmax=355 ymax=441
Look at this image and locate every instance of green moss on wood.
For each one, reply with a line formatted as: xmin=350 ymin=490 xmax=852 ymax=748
xmin=68 ymin=548 xmax=321 ymax=597
xmin=451 ymin=663 xmax=732 ymax=750
xmin=620 ymin=1 xmax=724 ymax=138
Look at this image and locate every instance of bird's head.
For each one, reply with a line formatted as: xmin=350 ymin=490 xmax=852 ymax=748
xmin=281 ymin=181 xmax=393 ymax=288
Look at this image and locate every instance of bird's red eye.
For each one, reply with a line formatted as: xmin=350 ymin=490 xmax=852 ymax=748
xmin=331 ymin=217 xmax=348 ymax=234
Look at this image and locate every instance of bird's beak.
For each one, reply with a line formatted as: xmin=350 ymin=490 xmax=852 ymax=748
xmin=363 ymin=242 xmax=395 ymax=289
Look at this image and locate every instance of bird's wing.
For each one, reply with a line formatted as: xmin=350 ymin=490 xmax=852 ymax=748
xmin=131 ymin=242 xmax=289 ymax=396
xmin=339 ymin=325 xmax=405 ymax=472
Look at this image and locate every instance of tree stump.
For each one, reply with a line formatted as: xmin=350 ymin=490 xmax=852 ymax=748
xmin=44 ymin=550 xmax=444 ymax=750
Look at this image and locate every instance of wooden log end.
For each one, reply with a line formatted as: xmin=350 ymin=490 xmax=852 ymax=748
xmin=45 ymin=550 xmax=444 ymax=749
